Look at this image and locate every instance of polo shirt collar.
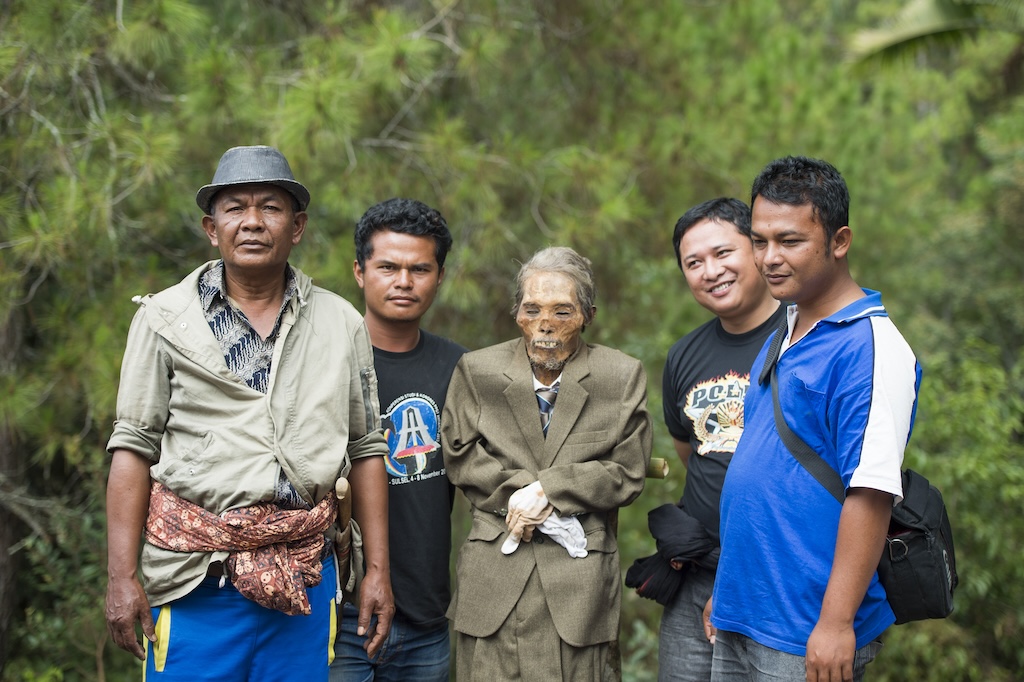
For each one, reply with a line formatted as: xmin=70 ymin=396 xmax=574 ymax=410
xmin=826 ymin=288 xmax=887 ymax=325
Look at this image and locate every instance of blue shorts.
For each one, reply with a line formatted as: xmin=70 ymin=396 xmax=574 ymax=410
xmin=144 ymin=558 xmax=337 ymax=681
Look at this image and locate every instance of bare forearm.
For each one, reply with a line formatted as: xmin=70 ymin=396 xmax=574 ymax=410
xmin=348 ymin=456 xmax=390 ymax=574
xmin=105 ymin=448 xmax=156 ymax=658
xmin=818 ymin=487 xmax=892 ymax=627
xmin=672 ymin=438 xmax=692 ymax=470
xmin=347 ymin=455 xmax=394 ymax=654
xmin=805 ymin=488 xmax=892 ymax=678
xmin=106 ymin=448 xmax=153 ymax=579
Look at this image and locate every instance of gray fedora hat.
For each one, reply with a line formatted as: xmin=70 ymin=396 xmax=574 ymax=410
xmin=196 ymin=145 xmax=311 ymax=214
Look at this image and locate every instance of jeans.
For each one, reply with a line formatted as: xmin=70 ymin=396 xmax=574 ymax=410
xmin=710 ymin=630 xmax=882 ymax=682
xmin=330 ymin=602 xmax=449 ymax=682
xmin=658 ymin=564 xmax=716 ymax=682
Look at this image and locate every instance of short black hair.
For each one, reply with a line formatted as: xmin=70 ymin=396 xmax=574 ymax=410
xmin=671 ymin=197 xmax=751 ymax=271
xmin=750 ymin=156 xmax=849 ymax=243
xmin=354 ymin=198 xmax=453 ymax=269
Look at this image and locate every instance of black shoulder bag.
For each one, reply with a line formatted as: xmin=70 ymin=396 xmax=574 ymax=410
xmin=761 ymin=321 xmax=958 ymax=624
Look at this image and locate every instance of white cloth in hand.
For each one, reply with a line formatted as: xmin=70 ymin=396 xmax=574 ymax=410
xmin=501 ymin=510 xmax=589 ymax=558
xmin=538 ymin=511 xmax=588 ymax=558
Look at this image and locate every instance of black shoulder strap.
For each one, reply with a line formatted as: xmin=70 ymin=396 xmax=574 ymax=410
xmin=769 ymin=354 xmax=846 ymax=505
xmin=759 ymin=314 xmax=790 ymax=386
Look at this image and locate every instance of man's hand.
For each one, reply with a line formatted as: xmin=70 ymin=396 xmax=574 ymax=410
xmin=806 ymin=487 xmax=892 ymax=682
xmin=702 ymin=595 xmax=716 ymax=645
xmin=502 ymin=481 xmax=554 ymax=553
xmin=505 ymin=481 xmax=552 ymax=537
xmin=105 ymin=575 xmax=155 ymax=660
xmin=805 ymin=620 xmax=856 ymax=682
xmin=348 ymin=455 xmax=393 ymax=658
xmin=356 ymin=566 xmax=395 ymax=658
xmin=506 ymin=503 xmax=554 ymax=542
xmin=106 ymin=448 xmax=155 ymax=660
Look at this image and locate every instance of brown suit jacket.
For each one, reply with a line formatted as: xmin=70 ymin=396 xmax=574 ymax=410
xmin=441 ymin=339 xmax=652 ymax=647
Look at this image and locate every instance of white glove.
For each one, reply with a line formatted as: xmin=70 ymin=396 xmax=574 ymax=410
xmin=502 ymin=481 xmax=553 ymax=555
xmin=538 ymin=512 xmax=588 ymax=558
xmin=507 ymin=481 xmax=549 ymax=519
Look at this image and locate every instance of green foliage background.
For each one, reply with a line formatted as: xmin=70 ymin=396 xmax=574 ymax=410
xmin=1 ymin=1 xmax=1022 ymax=679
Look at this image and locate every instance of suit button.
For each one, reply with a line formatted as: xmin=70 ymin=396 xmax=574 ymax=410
xmin=535 ymin=536 xmax=545 ymax=544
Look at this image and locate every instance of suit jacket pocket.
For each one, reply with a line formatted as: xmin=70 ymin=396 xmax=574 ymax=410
xmin=563 ymin=430 xmax=608 ymax=445
xmin=583 ymin=527 xmax=617 ymax=553
xmin=562 ymin=430 xmax=613 ymax=463
xmin=467 ymin=511 xmax=506 ymax=542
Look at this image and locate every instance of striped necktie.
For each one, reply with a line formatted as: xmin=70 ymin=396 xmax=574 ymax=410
xmin=536 ymin=383 xmax=559 ymax=437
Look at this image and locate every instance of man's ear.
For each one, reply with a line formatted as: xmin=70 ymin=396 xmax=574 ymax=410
xmin=437 ymin=265 xmax=446 ymax=286
xmin=290 ymin=212 xmax=308 ymax=244
xmin=202 ymin=215 xmax=218 ymax=246
xmin=832 ymin=225 xmax=852 ymax=260
xmin=352 ymin=260 xmax=365 ymax=289
xmin=581 ymin=306 xmax=597 ymax=332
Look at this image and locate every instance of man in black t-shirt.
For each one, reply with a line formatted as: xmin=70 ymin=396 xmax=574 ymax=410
xmin=657 ymin=198 xmax=783 ymax=682
xmin=331 ymin=198 xmax=466 ymax=682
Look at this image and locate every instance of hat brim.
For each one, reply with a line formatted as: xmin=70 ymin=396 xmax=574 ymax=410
xmin=196 ymin=179 xmax=310 ymax=214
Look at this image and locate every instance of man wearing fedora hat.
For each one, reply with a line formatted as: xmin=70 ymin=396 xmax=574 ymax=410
xmin=104 ymin=145 xmax=394 ymax=680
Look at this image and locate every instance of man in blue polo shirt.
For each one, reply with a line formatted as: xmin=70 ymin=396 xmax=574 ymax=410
xmin=707 ymin=156 xmax=921 ymax=682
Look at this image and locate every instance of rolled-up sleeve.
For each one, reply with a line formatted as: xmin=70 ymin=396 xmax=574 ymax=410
xmin=347 ymin=320 xmax=388 ymax=461
xmin=106 ymin=306 xmax=170 ymax=462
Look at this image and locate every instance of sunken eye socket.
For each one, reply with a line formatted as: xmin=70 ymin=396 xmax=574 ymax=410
xmin=521 ymin=307 xmax=573 ymax=316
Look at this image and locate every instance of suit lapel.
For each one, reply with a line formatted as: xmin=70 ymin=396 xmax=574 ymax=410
xmin=541 ymin=343 xmax=591 ymax=468
xmin=504 ymin=341 xmax=548 ymax=466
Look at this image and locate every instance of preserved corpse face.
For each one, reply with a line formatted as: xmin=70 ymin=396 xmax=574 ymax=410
xmin=515 ymin=271 xmax=586 ymax=384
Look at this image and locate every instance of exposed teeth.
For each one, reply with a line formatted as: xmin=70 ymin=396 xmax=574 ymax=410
xmin=534 ymin=341 xmax=558 ymax=349
xmin=711 ymin=282 xmax=731 ymax=293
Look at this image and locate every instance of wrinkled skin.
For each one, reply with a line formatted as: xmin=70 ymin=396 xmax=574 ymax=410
xmin=514 ymin=271 xmax=591 ymax=386
xmin=202 ymin=183 xmax=306 ymax=279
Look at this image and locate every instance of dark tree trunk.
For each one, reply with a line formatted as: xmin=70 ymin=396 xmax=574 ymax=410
xmin=0 ymin=306 xmax=22 ymax=675
xmin=0 ymin=427 xmax=15 ymax=675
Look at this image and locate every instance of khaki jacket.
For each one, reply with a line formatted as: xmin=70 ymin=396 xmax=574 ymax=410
xmin=107 ymin=261 xmax=387 ymax=605
xmin=441 ymin=339 xmax=652 ymax=647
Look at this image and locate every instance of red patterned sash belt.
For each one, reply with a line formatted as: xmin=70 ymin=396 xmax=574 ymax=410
xmin=145 ymin=481 xmax=337 ymax=616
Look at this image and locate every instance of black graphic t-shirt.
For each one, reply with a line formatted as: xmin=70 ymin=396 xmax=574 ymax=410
xmin=373 ymin=330 xmax=466 ymax=627
xmin=662 ymin=307 xmax=785 ymax=542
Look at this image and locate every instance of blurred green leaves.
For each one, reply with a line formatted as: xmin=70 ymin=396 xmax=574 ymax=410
xmin=2 ymin=0 xmax=1023 ymax=679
